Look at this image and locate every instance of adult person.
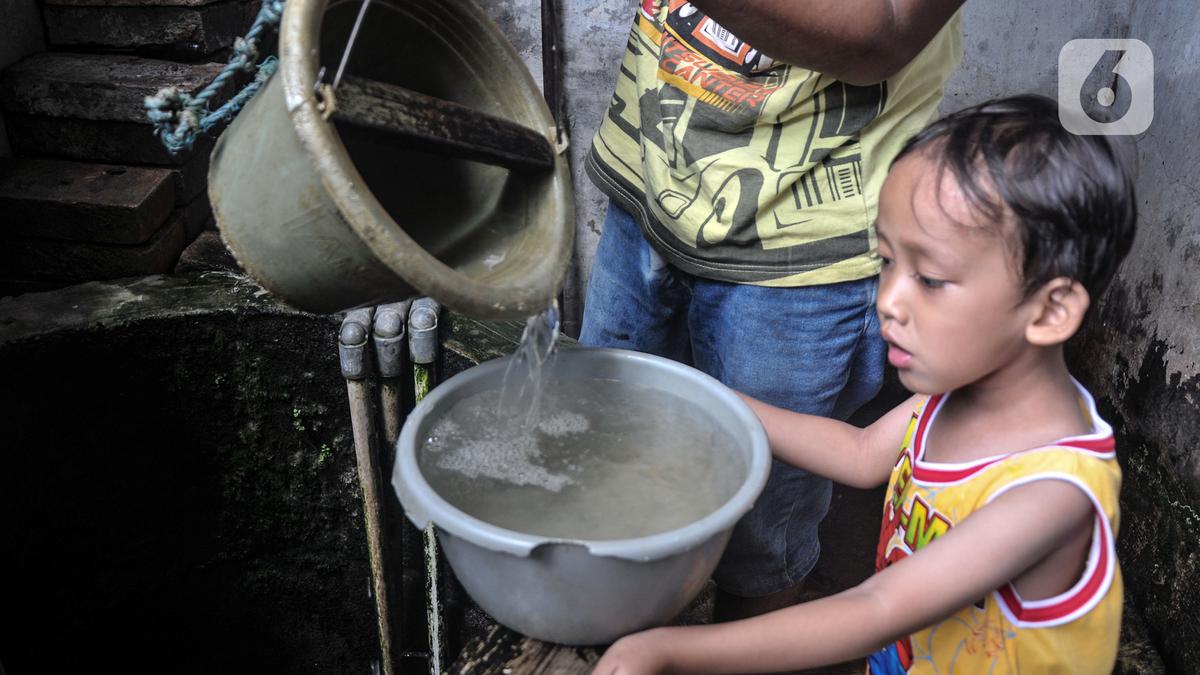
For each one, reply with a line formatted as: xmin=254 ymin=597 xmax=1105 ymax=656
xmin=580 ymin=0 xmax=966 ymax=619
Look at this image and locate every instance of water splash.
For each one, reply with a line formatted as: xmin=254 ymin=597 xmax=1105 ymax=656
xmin=497 ymin=300 xmax=561 ymax=423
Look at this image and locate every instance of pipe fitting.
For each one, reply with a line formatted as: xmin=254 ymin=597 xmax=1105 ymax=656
xmin=408 ymin=298 xmax=441 ymax=366
xmin=339 ymin=307 xmax=374 ymax=379
xmin=373 ymin=300 xmax=411 ymax=378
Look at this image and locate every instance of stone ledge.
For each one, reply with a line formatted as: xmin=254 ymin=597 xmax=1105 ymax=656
xmin=0 ymin=272 xmax=293 ymax=343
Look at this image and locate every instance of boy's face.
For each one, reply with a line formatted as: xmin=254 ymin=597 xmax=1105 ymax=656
xmin=875 ymin=152 xmax=1037 ymax=395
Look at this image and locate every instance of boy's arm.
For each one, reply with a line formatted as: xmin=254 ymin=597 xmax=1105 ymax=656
xmin=687 ymin=0 xmax=964 ymax=85
xmin=737 ymin=392 xmax=921 ymax=488
xmin=594 ymin=478 xmax=1095 ymax=674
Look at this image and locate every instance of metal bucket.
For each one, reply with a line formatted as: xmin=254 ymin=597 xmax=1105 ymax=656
xmin=392 ymin=348 xmax=772 ymax=645
xmin=208 ymin=0 xmax=573 ymax=318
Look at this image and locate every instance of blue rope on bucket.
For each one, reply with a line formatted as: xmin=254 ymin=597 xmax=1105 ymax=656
xmin=144 ymin=0 xmax=285 ymax=154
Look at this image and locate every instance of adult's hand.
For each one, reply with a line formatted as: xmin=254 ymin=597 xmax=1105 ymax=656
xmin=687 ymin=0 xmax=965 ymax=84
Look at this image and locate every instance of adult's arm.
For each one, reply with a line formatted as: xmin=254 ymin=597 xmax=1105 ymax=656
xmin=687 ymin=0 xmax=965 ymax=85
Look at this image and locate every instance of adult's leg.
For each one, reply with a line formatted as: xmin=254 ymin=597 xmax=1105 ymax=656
xmin=687 ymin=277 xmax=884 ymax=613
xmin=579 ymin=200 xmax=691 ymax=362
xmin=832 ymin=282 xmax=887 ymax=421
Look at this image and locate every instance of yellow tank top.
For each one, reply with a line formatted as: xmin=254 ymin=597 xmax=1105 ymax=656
xmin=869 ymin=383 xmax=1123 ymax=674
xmin=586 ymin=1 xmax=963 ymax=286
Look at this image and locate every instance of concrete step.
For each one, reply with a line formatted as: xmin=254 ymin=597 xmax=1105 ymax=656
xmin=174 ymin=229 xmax=241 ymax=274
xmin=5 ymin=113 xmax=214 ymax=167
xmin=5 ymin=115 xmax=212 ymax=205
xmin=0 ymin=158 xmax=176 ymax=245
xmin=43 ymin=0 xmax=258 ymax=55
xmin=6 ymin=117 xmax=211 ymax=207
xmin=0 ymin=52 xmax=228 ymax=123
xmin=0 ymin=196 xmax=207 ymax=294
xmin=45 ymin=0 xmax=222 ymax=7
xmin=0 ymin=210 xmax=188 ymax=282
xmin=178 ymin=191 xmax=213 ymax=240
xmin=174 ymin=154 xmax=211 ymax=206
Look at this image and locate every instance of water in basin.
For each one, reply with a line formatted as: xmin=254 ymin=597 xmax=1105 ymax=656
xmin=419 ymin=376 xmax=745 ymax=540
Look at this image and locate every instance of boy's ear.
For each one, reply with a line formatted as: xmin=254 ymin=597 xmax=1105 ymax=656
xmin=1026 ymin=277 xmax=1090 ymax=346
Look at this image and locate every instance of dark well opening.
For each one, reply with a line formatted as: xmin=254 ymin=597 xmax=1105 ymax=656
xmin=0 ymin=280 xmax=375 ymax=674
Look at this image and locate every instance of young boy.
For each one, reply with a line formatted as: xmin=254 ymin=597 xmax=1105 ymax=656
xmin=592 ymin=95 xmax=1137 ymax=674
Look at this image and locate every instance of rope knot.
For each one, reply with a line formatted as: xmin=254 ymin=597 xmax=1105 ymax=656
xmin=260 ymin=0 xmax=284 ymax=23
xmin=143 ymin=0 xmax=286 ymax=154
xmin=233 ymin=37 xmax=259 ymax=70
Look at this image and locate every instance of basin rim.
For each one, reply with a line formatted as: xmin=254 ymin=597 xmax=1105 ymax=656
xmin=393 ymin=347 xmax=772 ymax=562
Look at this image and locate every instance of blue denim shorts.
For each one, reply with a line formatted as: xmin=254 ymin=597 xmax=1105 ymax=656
xmin=580 ymin=200 xmax=886 ymax=597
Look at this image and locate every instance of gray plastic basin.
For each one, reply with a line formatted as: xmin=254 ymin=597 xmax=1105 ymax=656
xmin=392 ymin=347 xmax=770 ymax=645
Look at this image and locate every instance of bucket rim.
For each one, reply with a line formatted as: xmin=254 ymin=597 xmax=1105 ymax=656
xmin=392 ymin=347 xmax=773 ymax=562
xmin=277 ymin=0 xmax=574 ymax=319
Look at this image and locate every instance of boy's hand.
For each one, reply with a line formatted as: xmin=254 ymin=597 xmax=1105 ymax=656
xmin=593 ymin=629 xmax=673 ymax=675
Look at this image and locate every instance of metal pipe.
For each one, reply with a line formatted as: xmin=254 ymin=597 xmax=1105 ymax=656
xmin=541 ymin=0 xmax=565 ymax=144
xmin=340 ymin=307 xmax=396 ymax=675
xmin=373 ymin=300 xmax=415 ymax=664
xmin=373 ymin=300 xmax=412 ymax=448
xmin=408 ymin=298 xmax=444 ymax=675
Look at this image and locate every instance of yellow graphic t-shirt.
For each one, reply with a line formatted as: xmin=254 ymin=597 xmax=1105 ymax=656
xmin=869 ymin=384 xmax=1123 ymax=674
xmin=587 ymin=1 xmax=963 ymax=286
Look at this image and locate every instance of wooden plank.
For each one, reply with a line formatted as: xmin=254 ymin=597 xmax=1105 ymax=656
xmin=333 ymin=76 xmax=555 ymax=172
xmin=452 ymin=621 xmax=865 ymax=675
xmin=444 ymin=314 xmax=527 ymax=364
xmin=453 ymin=624 xmax=598 ymax=675
xmin=444 ymin=314 xmax=577 ymax=366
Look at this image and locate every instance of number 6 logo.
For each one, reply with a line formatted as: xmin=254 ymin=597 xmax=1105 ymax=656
xmin=1059 ymin=39 xmax=1153 ymax=136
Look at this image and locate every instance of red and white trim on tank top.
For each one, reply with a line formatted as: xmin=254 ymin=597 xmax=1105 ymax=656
xmin=897 ymin=383 xmax=1119 ymax=627
xmin=909 ymin=381 xmax=1117 ymax=486
xmin=987 ymin=473 xmax=1117 ymax=627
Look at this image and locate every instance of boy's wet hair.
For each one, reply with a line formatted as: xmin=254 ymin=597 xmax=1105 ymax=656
xmin=892 ymin=94 xmax=1137 ymax=300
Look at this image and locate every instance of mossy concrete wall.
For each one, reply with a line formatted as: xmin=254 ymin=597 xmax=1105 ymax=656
xmin=478 ymin=0 xmax=630 ymax=337
xmin=1069 ymin=38 xmax=1200 ymax=675
xmin=949 ymin=4 xmax=1200 ymax=672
